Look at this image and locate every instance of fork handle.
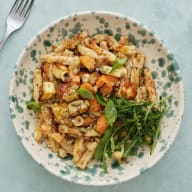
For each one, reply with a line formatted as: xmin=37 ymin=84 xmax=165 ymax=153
xmin=0 ymin=24 xmax=15 ymax=51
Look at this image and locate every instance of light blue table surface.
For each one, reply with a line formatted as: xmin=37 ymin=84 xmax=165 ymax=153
xmin=0 ymin=0 xmax=191 ymax=191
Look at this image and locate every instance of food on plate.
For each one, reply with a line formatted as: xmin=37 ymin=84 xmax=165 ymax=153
xmin=27 ymin=31 xmax=169 ymax=172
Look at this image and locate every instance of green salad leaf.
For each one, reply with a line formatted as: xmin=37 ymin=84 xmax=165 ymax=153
xmin=110 ymin=57 xmax=127 ymax=73
xmin=95 ymin=92 xmax=106 ymax=106
xmin=77 ymin=87 xmax=94 ymax=99
xmin=94 ymin=97 xmax=170 ymax=172
xmin=104 ymin=100 xmax=117 ymax=126
xmin=26 ymin=100 xmax=41 ymax=113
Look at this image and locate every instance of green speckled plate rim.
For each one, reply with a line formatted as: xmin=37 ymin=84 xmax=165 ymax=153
xmin=9 ymin=10 xmax=184 ymax=186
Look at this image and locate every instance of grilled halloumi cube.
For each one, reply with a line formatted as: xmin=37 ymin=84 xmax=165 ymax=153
xmin=50 ymin=103 xmax=68 ymax=123
xmin=40 ymin=82 xmax=56 ymax=100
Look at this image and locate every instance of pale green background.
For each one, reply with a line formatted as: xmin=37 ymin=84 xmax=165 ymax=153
xmin=0 ymin=0 xmax=191 ymax=191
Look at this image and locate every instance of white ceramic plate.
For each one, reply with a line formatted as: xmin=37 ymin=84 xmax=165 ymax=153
xmin=9 ymin=11 xmax=184 ymax=186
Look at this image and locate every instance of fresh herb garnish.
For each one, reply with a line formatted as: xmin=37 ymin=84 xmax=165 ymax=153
xmin=26 ymin=100 xmax=41 ymax=112
xmin=77 ymin=87 xmax=94 ymax=99
xmin=110 ymin=57 xmax=127 ymax=73
xmin=95 ymin=92 xmax=106 ymax=106
xmin=94 ymin=97 xmax=170 ymax=172
xmin=104 ymin=100 xmax=117 ymax=126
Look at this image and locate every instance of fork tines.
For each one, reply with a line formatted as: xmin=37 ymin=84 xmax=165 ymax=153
xmin=10 ymin=0 xmax=34 ymax=17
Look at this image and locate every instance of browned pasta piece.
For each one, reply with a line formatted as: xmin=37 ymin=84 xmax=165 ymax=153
xmin=144 ymin=68 xmax=157 ymax=102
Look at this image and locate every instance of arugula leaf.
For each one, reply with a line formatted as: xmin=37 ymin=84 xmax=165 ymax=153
xmin=95 ymin=92 xmax=106 ymax=106
xmin=94 ymin=126 xmax=114 ymax=160
xmin=102 ymin=158 xmax=108 ymax=173
xmin=110 ymin=137 xmax=115 ymax=154
xmin=104 ymin=100 xmax=117 ymax=126
xmin=26 ymin=100 xmax=41 ymax=113
xmin=123 ymin=138 xmax=139 ymax=157
xmin=77 ymin=87 xmax=94 ymax=99
xmin=110 ymin=57 xmax=127 ymax=73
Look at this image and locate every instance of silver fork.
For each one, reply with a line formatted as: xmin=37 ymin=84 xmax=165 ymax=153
xmin=0 ymin=0 xmax=34 ymax=51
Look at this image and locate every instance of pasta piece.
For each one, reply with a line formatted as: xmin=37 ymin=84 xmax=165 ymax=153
xmin=34 ymin=123 xmax=44 ymax=143
xmin=99 ymin=65 xmax=112 ymax=75
xmin=68 ymin=100 xmax=89 ymax=116
xmin=72 ymin=116 xmax=84 ymax=127
xmin=47 ymin=136 xmax=59 ymax=153
xmin=101 ymin=50 xmax=116 ymax=63
xmin=40 ymin=55 xmax=80 ymax=73
xmin=84 ymin=128 xmax=100 ymax=137
xmin=135 ymin=86 xmax=148 ymax=102
xmin=130 ymin=53 xmax=146 ymax=87
xmin=54 ymin=31 xmax=88 ymax=52
xmin=50 ymin=132 xmax=63 ymax=143
xmin=130 ymin=67 xmax=140 ymax=87
xmin=42 ymin=63 xmax=53 ymax=81
xmin=144 ymin=68 xmax=157 ymax=102
xmin=58 ymin=125 xmax=83 ymax=137
xmin=99 ymin=41 xmax=108 ymax=50
xmin=93 ymin=34 xmax=118 ymax=48
xmin=76 ymin=141 xmax=98 ymax=170
xmin=132 ymin=53 xmax=146 ymax=70
xmin=84 ymin=38 xmax=103 ymax=54
xmin=78 ymin=45 xmax=98 ymax=58
xmin=52 ymin=63 xmax=69 ymax=82
xmin=40 ymin=106 xmax=53 ymax=126
xmin=59 ymin=148 xmax=68 ymax=158
xmin=113 ymin=45 xmax=136 ymax=55
xmin=111 ymin=67 xmax=127 ymax=78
